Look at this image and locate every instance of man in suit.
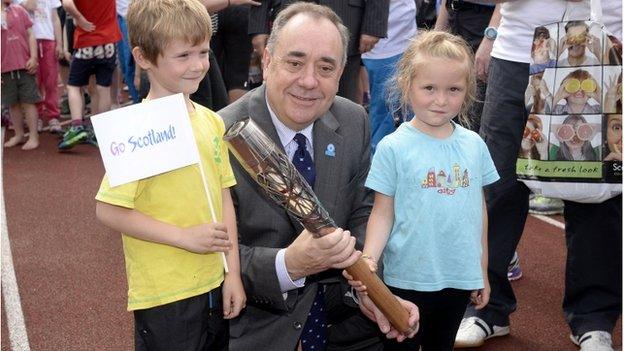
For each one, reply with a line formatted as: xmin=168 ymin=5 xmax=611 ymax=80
xmin=248 ymin=0 xmax=389 ymax=103
xmin=219 ymin=3 xmax=417 ymax=350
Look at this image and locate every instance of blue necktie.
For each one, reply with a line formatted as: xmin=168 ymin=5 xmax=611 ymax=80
xmin=291 ymin=133 xmax=326 ymax=350
xmin=292 ymin=133 xmax=316 ymax=187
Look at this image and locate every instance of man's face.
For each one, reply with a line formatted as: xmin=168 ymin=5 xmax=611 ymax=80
xmin=263 ymin=14 xmax=344 ymax=131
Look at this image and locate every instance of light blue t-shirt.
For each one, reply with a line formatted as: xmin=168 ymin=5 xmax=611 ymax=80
xmin=366 ymin=122 xmax=499 ymax=292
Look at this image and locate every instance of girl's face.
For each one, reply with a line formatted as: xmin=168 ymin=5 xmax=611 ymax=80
xmin=408 ymin=57 xmax=467 ymax=138
xmin=521 ymin=121 xmax=540 ymax=150
xmin=607 ymin=115 xmax=622 ymax=154
xmin=560 ymin=119 xmax=587 ymax=151
xmin=564 ymin=77 xmax=593 ymax=106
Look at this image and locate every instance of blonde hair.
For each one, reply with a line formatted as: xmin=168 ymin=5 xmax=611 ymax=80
xmin=127 ymin=0 xmax=212 ymax=64
xmin=266 ymin=2 xmax=349 ymax=66
xmin=390 ymin=31 xmax=476 ymax=127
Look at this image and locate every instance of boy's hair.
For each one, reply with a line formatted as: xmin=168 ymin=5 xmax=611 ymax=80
xmin=127 ymin=0 xmax=212 ymax=64
xmin=266 ymin=2 xmax=349 ymax=66
xmin=389 ymin=31 xmax=476 ymax=127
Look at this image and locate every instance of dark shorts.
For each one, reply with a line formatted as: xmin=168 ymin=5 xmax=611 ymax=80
xmin=68 ymin=43 xmax=117 ymax=87
xmin=1 ymin=70 xmax=41 ymax=105
xmin=133 ymin=286 xmax=228 ymax=351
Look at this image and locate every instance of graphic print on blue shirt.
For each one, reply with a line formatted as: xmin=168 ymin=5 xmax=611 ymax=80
xmin=420 ymin=163 xmax=470 ymax=195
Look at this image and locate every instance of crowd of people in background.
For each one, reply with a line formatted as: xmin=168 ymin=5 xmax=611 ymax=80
xmin=2 ymin=0 xmax=621 ymax=350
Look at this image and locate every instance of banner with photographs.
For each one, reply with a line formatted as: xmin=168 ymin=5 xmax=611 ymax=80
xmin=519 ymin=19 xmax=622 ymax=203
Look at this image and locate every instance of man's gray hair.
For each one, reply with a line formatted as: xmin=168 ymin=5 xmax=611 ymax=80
xmin=265 ymin=2 xmax=350 ymax=66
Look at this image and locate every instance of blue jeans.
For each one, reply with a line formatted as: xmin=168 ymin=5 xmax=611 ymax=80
xmin=363 ymin=54 xmax=402 ymax=153
xmin=117 ymin=15 xmax=139 ymax=103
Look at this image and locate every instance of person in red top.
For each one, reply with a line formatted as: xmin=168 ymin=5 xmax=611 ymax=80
xmin=1 ymin=0 xmax=41 ymax=150
xmin=58 ymin=0 xmax=121 ymax=151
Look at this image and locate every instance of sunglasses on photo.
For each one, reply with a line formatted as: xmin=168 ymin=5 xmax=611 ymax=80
xmin=556 ymin=123 xmax=595 ymax=142
xmin=564 ymin=78 xmax=597 ymax=94
xmin=523 ymin=127 xmax=542 ymax=142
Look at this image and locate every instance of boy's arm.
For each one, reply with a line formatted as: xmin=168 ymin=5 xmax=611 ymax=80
xmin=62 ymin=0 xmax=94 ymax=32
xmin=25 ymin=27 xmax=38 ymax=74
xmin=221 ymin=188 xmax=246 ymax=319
xmin=95 ymin=201 xmax=232 ymax=254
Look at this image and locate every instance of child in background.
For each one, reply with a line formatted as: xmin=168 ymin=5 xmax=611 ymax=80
xmin=2 ymin=0 xmax=40 ymax=150
xmin=58 ymin=0 xmax=121 ymax=150
xmin=20 ymin=0 xmax=63 ymax=134
xmin=95 ymin=0 xmax=245 ymax=349
xmin=349 ymin=31 xmax=499 ymax=350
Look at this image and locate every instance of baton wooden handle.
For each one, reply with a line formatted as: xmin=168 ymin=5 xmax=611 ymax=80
xmin=345 ymin=258 xmax=412 ymax=334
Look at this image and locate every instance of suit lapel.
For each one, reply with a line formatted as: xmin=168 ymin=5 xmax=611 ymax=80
xmin=247 ymin=85 xmax=303 ymax=233
xmin=313 ymin=109 xmax=343 ymax=218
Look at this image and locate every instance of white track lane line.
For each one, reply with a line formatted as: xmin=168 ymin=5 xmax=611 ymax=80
xmin=530 ymin=214 xmax=565 ymax=230
xmin=1 ymin=127 xmax=32 ymax=351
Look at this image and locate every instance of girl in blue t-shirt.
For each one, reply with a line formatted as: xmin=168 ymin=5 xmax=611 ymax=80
xmin=347 ymin=31 xmax=499 ymax=350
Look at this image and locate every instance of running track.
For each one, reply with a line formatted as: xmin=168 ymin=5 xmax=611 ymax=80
xmin=1 ymin=132 xmax=621 ymax=351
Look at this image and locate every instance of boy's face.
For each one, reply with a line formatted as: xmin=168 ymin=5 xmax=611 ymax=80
xmin=141 ymin=39 xmax=211 ymax=98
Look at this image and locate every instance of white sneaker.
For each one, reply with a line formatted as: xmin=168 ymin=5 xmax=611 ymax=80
xmin=454 ymin=316 xmax=510 ymax=348
xmin=570 ymin=331 xmax=613 ymax=351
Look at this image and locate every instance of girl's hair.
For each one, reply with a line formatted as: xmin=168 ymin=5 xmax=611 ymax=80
xmin=556 ymin=114 xmax=598 ymax=161
xmin=127 ymin=0 xmax=212 ymax=65
xmin=388 ymin=31 xmax=476 ymax=127
xmin=564 ymin=68 xmax=593 ymax=81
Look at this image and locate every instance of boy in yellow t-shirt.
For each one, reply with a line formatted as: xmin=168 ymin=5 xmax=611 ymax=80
xmin=94 ymin=0 xmax=245 ymax=349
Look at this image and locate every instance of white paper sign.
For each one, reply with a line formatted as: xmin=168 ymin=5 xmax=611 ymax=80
xmin=91 ymin=94 xmax=200 ymax=187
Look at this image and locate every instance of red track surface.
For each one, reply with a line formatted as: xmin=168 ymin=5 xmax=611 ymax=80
xmin=1 ymin=133 xmax=621 ymax=351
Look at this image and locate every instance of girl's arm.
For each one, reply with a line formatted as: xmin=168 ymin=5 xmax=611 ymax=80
xmin=221 ymin=188 xmax=246 ymax=319
xmin=95 ymin=201 xmax=232 ymax=254
xmin=472 ymin=193 xmax=490 ymax=309
xmin=362 ymin=192 xmax=395 ymax=270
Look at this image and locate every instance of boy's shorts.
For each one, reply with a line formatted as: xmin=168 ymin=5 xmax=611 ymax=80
xmin=1 ymin=70 xmax=42 ymax=106
xmin=68 ymin=43 xmax=117 ymax=87
xmin=133 ymin=285 xmax=228 ymax=351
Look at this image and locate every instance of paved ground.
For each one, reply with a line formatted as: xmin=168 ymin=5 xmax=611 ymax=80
xmin=1 ymin=131 xmax=621 ymax=351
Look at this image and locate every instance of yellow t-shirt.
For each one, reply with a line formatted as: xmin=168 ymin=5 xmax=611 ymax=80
xmin=95 ymin=103 xmax=236 ymax=311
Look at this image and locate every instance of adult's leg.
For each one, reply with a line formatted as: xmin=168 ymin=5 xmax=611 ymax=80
xmin=362 ymin=53 xmax=401 ymax=152
xmin=466 ymin=57 xmax=531 ymax=327
xmin=338 ymin=54 xmax=361 ymax=103
xmin=117 ymin=15 xmax=139 ymax=103
xmin=563 ymin=195 xmax=622 ymax=336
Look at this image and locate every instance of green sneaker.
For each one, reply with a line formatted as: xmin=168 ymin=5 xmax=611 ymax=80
xmin=84 ymin=128 xmax=98 ymax=147
xmin=58 ymin=125 xmax=89 ymax=150
xmin=529 ymin=195 xmax=564 ymax=215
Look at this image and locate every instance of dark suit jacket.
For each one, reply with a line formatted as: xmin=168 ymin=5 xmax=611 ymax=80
xmin=248 ymin=0 xmax=389 ymax=57
xmin=218 ymin=85 xmax=374 ymax=350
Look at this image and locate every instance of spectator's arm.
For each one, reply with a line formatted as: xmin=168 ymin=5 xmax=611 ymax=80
xmin=434 ymin=0 xmax=451 ymax=32
xmin=62 ymin=0 xmax=94 ymax=32
xmin=474 ymin=4 xmax=501 ymax=82
xmin=201 ymin=0 xmax=261 ymax=13
xmin=52 ymin=8 xmax=63 ymax=57
xmin=20 ymin=0 xmax=37 ymax=12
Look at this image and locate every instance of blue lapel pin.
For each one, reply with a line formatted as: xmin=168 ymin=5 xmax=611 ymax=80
xmin=325 ymin=143 xmax=336 ymax=157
